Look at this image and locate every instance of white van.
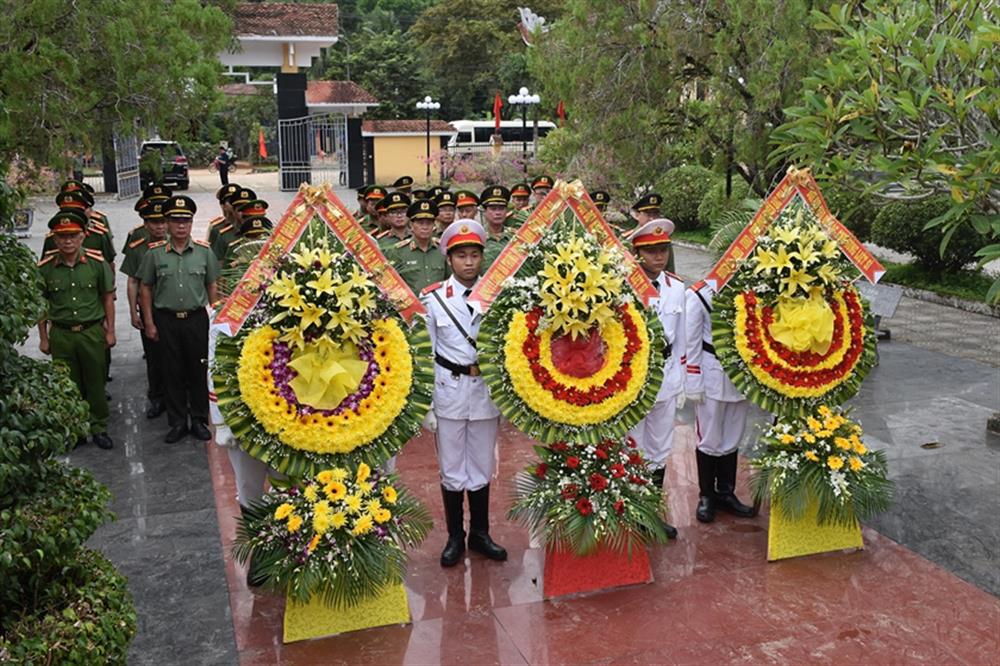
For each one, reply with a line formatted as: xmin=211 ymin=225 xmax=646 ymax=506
xmin=447 ymin=119 xmax=557 ymax=155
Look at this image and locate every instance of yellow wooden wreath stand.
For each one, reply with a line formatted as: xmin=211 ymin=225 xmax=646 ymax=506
xmin=283 ymin=583 xmax=410 ymax=643
xmin=767 ymin=499 xmax=863 ymax=561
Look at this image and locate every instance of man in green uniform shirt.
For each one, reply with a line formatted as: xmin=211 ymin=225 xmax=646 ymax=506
xmin=480 ymin=185 xmax=512 ymax=271
xmin=375 ymin=192 xmax=412 ymax=249
xmin=455 ymin=190 xmax=480 ymax=221
xmin=121 ymin=201 xmax=169 ymax=419
xmin=216 ymin=199 xmax=268 ymax=260
xmin=123 ymin=184 xmax=172 ymax=251
xmin=359 ymin=186 xmax=388 ymax=233
xmin=386 ymin=199 xmax=448 ymax=293
xmin=211 ymin=187 xmax=256 ymax=259
xmin=37 ymin=210 xmax=116 ymax=450
xmin=41 ymin=190 xmax=116 ymax=267
xmin=139 ymin=195 xmax=220 ymax=444
xmin=207 ymin=183 xmax=239 ymax=244
xmin=434 ymin=191 xmax=457 ymax=234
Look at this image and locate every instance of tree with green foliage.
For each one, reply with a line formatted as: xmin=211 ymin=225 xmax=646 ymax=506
xmin=0 ymin=0 xmax=232 ymax=173
xmin=772 ymin=1 xmax=999 ymax=300
xmin=0 ymin=234 xmax=136 ymax=662
xmin=527 ymin=0 xmax=835 ymax=198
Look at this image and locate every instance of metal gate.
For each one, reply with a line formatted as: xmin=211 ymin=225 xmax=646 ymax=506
xmin=277 ymin=113 xmax=348 ymax=191
xmin=114 ymin=133 xmax=141 ymax=200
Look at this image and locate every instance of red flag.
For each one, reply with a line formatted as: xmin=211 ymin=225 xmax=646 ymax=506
xmin=556 ymin=100 xmax=566 ymax=126
xmin=258 ymin=127 xmax=268 ymax=159
xmin=493 ymin=93 xmax=503 ymax=131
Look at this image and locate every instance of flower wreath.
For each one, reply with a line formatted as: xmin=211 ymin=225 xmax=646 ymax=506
xmin=478 ymin=216 xmax=665 ymax=443
xmin=711 ymin=203 xmax=877 ymax=416
xmin=214 ymin=224 xmax=433 ymax=475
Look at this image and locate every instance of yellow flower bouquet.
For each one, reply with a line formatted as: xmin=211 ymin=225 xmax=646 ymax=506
xmin=213 ymin=223 xmax=434 ymax=474
xmin=750 ymin=405 xmax=893 ymax=527
xmin=234 ymin=463 xmax=431 ymax=607
xmin=478 ymin=214 xmax=665 ymax=444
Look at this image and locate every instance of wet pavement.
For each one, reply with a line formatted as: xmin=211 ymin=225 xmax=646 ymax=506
xmin=15 ymin=181 xmax=1000 ymax=664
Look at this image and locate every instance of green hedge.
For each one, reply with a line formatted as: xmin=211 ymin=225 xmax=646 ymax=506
xmin=657 ymin=165 xmax=719 ymax=230
xmin=697 ymin=178 xmax=751 ymax=229
xmin=0 ymin=235 xmax=45 ymax=347
xmin=871 ymin=196 xmax=982 ymax=272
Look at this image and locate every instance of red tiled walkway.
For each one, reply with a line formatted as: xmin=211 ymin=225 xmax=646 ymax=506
xmin=207 ymin=424 xmax=1000 ymax=665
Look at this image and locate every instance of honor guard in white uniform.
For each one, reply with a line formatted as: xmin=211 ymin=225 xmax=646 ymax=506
xmin=627 ymin=220 xmax=685 ymax=539
xmin=421 ymin=221 xmax=507 ymax=567
xmin=685 ymin=280 xmax=755 ymax=523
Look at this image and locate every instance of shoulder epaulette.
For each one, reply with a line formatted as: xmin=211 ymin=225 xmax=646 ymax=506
xmin=92 ymin=210 xmax=108 ymax=220
xmin=218 ymin=224 xmax=233 ymax=234
xmin=43 ymin=248 xmax=59 ymax=256
xmin=89 ymin=219 xmax=108 ymax=230
xmin=375 ymin=229 xmax=390 ymax=239
xmin=193 ymin=239 xmax=211 ymax=248
xmin=148 ymin=240 xmax=167 ymax=249
xmin=392 ymin=238 xmax=411 ymax=249
xmin=37 ymin=255 xmax=55 ymax=267
xmin=209 ymin=216 xmax=225 ymax=227
xmin=128 ymin=237 xmax=146 ymax=249
xmin=665 ymin=271 xmax=682 ymax=281
xmin=420 ymin=281 xmax=443 ymax=296
xmin=84 ymin=248 xmax=106 ymax=261
xmin=86 ymin=226 xmax=108 ymax=237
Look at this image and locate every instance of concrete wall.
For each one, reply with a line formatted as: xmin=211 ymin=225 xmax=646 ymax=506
xmin=371 ymin=135 xmax=443 ymax=185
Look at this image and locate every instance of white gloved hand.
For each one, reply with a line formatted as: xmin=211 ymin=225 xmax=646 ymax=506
xmin=421 ymin=409 xmax=438 ymax=433
xmin=686 ymin=391 xmax=704 ymax=405
xmin=214 ymin=424 xmax=235 ymax=447
xmin=675 ymin=392 xmax=686 ymax=410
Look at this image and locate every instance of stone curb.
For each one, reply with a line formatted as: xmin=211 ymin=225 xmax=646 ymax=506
xmin=672 ymin=239 xmax=1000 ymax=319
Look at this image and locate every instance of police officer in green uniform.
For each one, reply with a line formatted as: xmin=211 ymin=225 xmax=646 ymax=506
xmin=37 ymin=210 xmax=116 ymax=450
xmin=211 ymin=187 xmax=256 ymax=259
xmin=219 ymin=215 xmax=273 ymax=298
xmin=590 ymin=190 xmax=610 ymax=213
xmin=208 ymin=183 xmax=240 ymax=245
xmin=139 ymin=196 xmax=220 ymax=444
xmin=124 ymin=184 xmax=172 ymax=250
xmin=480 ymin=185 xmax=512 ymax=271
xmin=455 ymin=190 xmax=480 ymax=222
xmin=434 ymin=190 xmax=457 ymax=234
xmin=386 ymin=199 xmax=448 ymax=294
xmin=629 ymin=193 xmax=675 ymax=274
xmin=530 ymin=174 xmax=554 ymax=206
xmin=375 ymin=192 xmax=412 ymax=249
xmin=392 ymin=175 xmax=414 ymax=193
xmin=60 ymin=180 xmax=115 ymax=249
xmin=41 ymin=190 xmax=116 ymax=267
xmin=359 ymin=185 xmax=388 ymax=232
xmin=216 ymin=199 xmax=268 ymax=261
xmin=121 ymin=201 xmax=170 ymax=418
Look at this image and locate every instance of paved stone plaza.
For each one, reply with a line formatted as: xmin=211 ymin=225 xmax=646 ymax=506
xmin=17 ymin=176 xmax=1000 ymax=664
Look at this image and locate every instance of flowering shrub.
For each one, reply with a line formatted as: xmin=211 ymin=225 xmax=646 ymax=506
xmin=750 ymin=405 xmax=893 ymax=527
xmin=234 ymin=463 xmax=431 ymax=607
xmin=508 ymin=436 xmax=670 ymax=556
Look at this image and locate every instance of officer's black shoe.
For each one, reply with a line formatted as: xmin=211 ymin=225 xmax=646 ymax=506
xmin=146 ymin=400 xmax=165 ymax=419
xmin=714 ymin=491 xmax=755 ymax=517
xmin=696 ymin=496 xmax=716 ymax=523
xmin=191 ymin=422 xmax=212 ymax=441
xmin=662 ymin=520 xmax=678 ymax=539
xmin=165 ymin=424 xmax=188 ymax=443
xmin=468 ymin=532 xmax=508 ymax=561
xmin=93 ymin=432 xmax=114 ymax=450
xmin=715 ymin=451 xmax=755 ymax=518
xmin=441 ymin=536 xmax=466 ymax=567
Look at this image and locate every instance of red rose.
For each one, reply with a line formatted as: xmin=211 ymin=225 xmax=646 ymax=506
xmin=629 ymin=475 xmax=647 ymax=485
xmin=534 ymin=463 xmax=548 ymax=479
xmin=575 ymin=497 xmax=593 ymax=516
xmin=595 ymin=448 xmax=608 ymax=460
xmin=627 ymin=437 xmax=637 ymax=449
xmin=614 ymin=500 xmax=626 ymax=515
xmin=566 ymin=456 xmax=580 ymax=469
xmin=589 ymin=473 xmax=608 ymax=491
xmin=561 ymin=483 xmax=579 ymax=500
xmin=628 ymin=452 xmax=642 ymax=465
xmin=610 ymin=463 xmax=627 ymax=478
xmin=551 ymin=442 xmax=568 ymax=452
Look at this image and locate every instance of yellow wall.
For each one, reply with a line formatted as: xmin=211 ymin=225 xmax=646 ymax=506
xmin=372 ymin=135 xmax=442 ymax=185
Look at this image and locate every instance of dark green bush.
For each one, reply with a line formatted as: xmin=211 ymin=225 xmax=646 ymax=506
xmin=697 ymin=178 xmax=751 ymax=228
xmin=183 ymin=140 xmax=219 ymax=168
xmin=0 ymin=549 xmax=136 ymax=665
xmin=0 ymin=234 xmax=45 ymax=347
xmin=820 ymin=182 xmax=878 ymax=243
xmin=657 ymin=165 xmax=719 ymax=230
xmin=871 ymin=196 xmax=982 ymax=272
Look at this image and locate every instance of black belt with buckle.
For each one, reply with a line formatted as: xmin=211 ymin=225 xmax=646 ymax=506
xmin=156 ymin=308 xmax=204 ymax=319
xmin=435 ymin=354 xmax=481 ymax=377
xmin=52 ymin=319 xmax=103 ymax=332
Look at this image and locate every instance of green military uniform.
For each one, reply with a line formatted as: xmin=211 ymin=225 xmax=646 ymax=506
xmin=39 ymin=246 xmax=114 ymax=435
xmin=377 ymin=229 xmax=410 ymax=249
xmin=122 ymin=224 xmax=150 ymax=253
xmin=139 ymin=238 xmax=219 ymax=316
xmin=482 ymin=229 xmax=512 ymax=272
xmin=212 ymin=188 xmax=257 ymax=259
xmin=386 ymin=237 xmax=448 ymax=294
xmin=121 ymin=231 xmax=167 ymax=410
xmin=42 ymin=218 xmax=115 ymax=263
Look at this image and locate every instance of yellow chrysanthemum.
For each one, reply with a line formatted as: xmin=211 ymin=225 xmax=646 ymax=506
xmin=374 ymin=508 xmax=392 ymax=524
xmin=344 ymin=494 xmax=363 ymax=514
xmin=356 ymin=462 xmax=371 ymax=484
xmin=303 ymin=485 xmax=319 ymax=502
xmin=274 ymin=503 xmax=294 ymax=521
xmin=287 ymin=513 xmax=303 ymax=533
xmin=313 ymin=512 xmax=332 ymax=535
xmin=827 ymin=455 xmax=845 ymax=471
xmin=314 ymin=500 xmax=331 ymax=516
xmin=351 ymin=514 xmax=374 ymax=536
xmin=357 ymin=481 xmax=373 ymax=494
xmin=307 ymin=534 xmax=321 ymax=553
xmin=848 ymin=456 xmax=865 ymax=472
xmin=382 ymin=486 xmax=398 ymax=504
xmin=331 ymin=511 xmax=348 ymax=529
xmin=779 ymin=433 xmax=796 ymax=445
xmin=806 ymin=416 xmax=823 ymax=432
xmin=366 ymin=498 xmax=383 ymax=513
xmin=803 ymin=433 xmax=817 ymax=444
xmin=853 ymin=441 xmax=868 ymax=455
xmin=834 ymin=437 xmax=853 ymax=451
xmin=804 ymin=450 xmax=819 ymax=462
xmin=316 ymin=470 xmax=335 ymax=485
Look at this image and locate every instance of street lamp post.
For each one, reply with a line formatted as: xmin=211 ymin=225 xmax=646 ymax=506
xmin=415 ymin=96 xmax=440 ymax=182
xmin=507 ymin=86 xmax=540 ymax=173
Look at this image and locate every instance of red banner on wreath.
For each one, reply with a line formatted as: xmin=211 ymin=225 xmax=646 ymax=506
xmin=470 ymin=180 xmax=658 ymax=309
xmin=706 ymin=168 xmax=885 ymax=292
xmin=213 ymin=184 xmax=424 ymax=336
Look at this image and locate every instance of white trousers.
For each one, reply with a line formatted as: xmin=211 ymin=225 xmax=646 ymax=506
xmin=629 ymin=398 xmax=678 ymax=468
xmin=226 ymin=447 xmax=271 ymax=507
xmin=436 ymin=416 xmax=499 ymax=492
xmin=695 ymin=399 xmax=749 ymax=456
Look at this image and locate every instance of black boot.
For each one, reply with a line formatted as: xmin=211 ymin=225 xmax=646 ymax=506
xmin=695 ymin=450 xmax=717 ymax=523
xmin=440 ymin=486 xmax=466 ymax=567
xmin=649 ymin=467 xmax=677 ymax=539
xmin=240 ymin=505 xmax=268 ymax=587
xmin=714 ymin=451 xmax=755 ymax=518
xmin=467 ymin=485 xmax=507 ymax=561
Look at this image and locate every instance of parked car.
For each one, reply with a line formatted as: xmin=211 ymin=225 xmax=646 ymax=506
xmin=140 ymin=140 xmax=189 ymax=190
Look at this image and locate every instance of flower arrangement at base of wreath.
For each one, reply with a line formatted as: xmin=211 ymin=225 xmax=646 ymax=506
xmin=711 ymin=202 xmax=877 ymax=417
xmin=478 ymin=214 xmax=665 ymax=444
xmin=213 ymin=222 xmax=434 ymax=475
xmin=508 ymin=435 xmax=671 ymax=556
xmin=234 ymin=463 xmax=431 ymax=608
xmin=750 ymin=405 xmax=893 ymax=528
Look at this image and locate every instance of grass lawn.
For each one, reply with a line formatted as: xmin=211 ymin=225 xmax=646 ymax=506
xmin=882 ymin=261 xmax=994 ymax=303
xmin=672 ymin=227 xmax=713 ymax=245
